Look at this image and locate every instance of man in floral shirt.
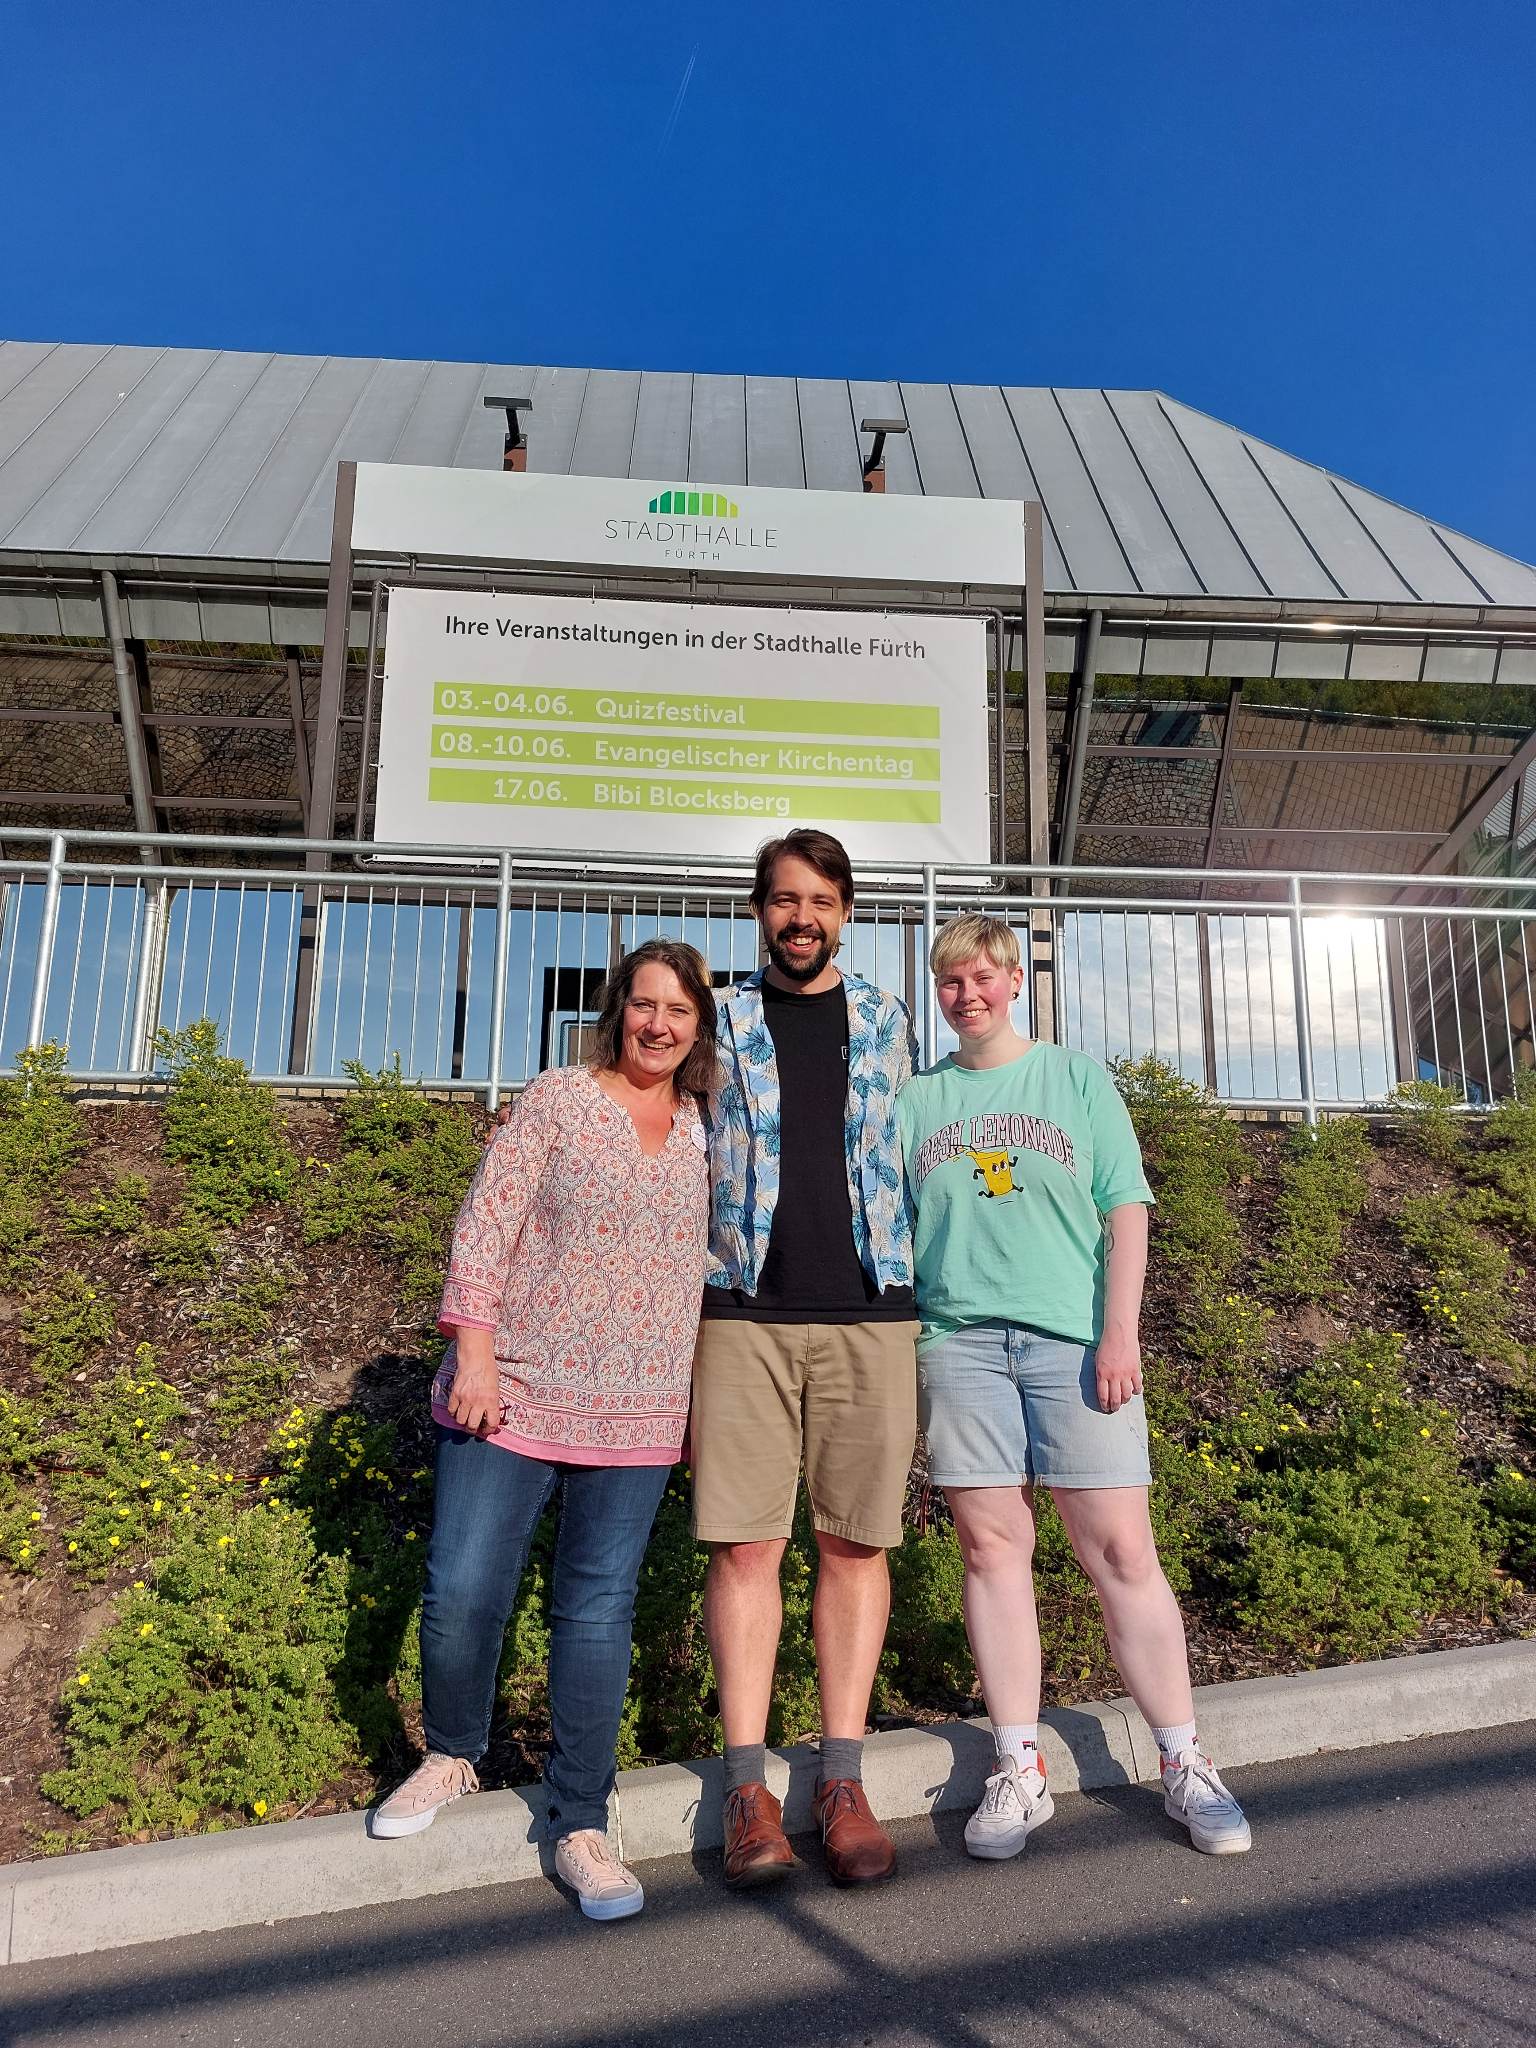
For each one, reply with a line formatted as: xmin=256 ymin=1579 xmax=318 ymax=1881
xmin=694 ymin=829 xmax=919 ymax=1890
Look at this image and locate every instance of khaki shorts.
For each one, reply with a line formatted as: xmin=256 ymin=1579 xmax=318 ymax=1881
xmin=689 ymin=1319 xmax=919 ymax=1549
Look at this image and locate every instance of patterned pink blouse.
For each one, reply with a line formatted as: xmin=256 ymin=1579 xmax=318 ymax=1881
xmin=433 ymin=1065 xmax=709 ymax=1465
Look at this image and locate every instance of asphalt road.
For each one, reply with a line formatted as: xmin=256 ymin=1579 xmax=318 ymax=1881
xmin=6 ymin=1723 xmax=1535 ymax=2048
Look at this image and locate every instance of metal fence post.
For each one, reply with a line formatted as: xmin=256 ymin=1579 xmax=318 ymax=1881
xmin=485 ymin=852 xmax=513 ymax=1111
xmin=1288 ymin=873 xmax=1318 ymax=1127
xmin=128 ymin=877 xmax=169 ymax=1074
xmin=921 ymin=863 xmax=938 ymax=1067
xmin=24 ymin=832 xmax=67 ymax=1055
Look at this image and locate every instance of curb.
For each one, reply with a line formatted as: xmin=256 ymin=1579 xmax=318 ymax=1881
xmin=3 ymin=1637 xmax=1533 ymax=1966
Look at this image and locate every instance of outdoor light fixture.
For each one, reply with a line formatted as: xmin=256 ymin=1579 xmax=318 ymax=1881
xmin=860 ymin=416 xmax=908 ymax=494
xmin=483 ymin=393 xmax=534 ymax=472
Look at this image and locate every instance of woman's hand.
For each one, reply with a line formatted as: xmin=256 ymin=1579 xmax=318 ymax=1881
xmin=446 ymin=1328 xmax=503 ymax=1435
xmin=1095 ymin=1324 xmax=1143 ymax=1413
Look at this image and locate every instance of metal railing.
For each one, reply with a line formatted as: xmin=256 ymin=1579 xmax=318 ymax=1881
xmin=3 ymin=829 xmax=1534 ymax=1119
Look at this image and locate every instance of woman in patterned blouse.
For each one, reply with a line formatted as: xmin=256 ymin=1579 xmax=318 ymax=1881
xmin=372 ymin=939 xmax=716 ymax=1923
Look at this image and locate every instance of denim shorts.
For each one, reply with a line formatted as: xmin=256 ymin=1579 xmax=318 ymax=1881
xmin=918 ymin=1322 xmax=1152 ymax=1490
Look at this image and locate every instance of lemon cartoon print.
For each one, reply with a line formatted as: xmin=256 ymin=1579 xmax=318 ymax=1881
xmin=967 ymin=1148 xmax=1019 ymax=1199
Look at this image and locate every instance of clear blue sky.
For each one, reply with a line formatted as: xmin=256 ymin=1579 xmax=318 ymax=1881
xmin=7 ymin=0 xmax=1535 ymax=561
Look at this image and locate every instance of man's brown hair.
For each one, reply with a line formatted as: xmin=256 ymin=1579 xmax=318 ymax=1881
xmin=749 ymin=829 xmax=855 ymax=914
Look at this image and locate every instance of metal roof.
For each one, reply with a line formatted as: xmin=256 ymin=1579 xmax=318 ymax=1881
xmin=2 ymin=339 xmax=1534 ymax=607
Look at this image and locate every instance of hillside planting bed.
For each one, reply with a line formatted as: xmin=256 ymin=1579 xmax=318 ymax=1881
xmin=0 ymin=1036 xmax=1532 ymax=1863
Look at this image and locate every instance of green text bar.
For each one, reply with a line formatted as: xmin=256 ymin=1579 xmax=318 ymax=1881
xmin=430 ymin=723 xmax=940 ymax=783
xmin=432 ymin=681 xmax=940 ymax=739
xmin=428 ymin=766 xmax=942 ymax=824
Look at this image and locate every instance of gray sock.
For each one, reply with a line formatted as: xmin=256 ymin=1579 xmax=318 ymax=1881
xmin=818 ymin=1736 xmax=863 ymax=1786
xmin=723 ymin=1742 xmax=767 ymax=1794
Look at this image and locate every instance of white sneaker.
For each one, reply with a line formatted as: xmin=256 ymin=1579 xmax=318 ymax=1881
xmin=1161 ymin=1749 xmax=1251 ymax=1854
xmin=554 ymin=1828 xmax=645 ymax=1921
xmin=370 ymin=1752 xmax=479 ymax=1838
xmin=964 ymin=1751 xmax=1055 ymax=1860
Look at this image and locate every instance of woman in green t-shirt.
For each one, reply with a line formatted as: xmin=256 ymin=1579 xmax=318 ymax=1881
xmin=897 ymin=913 xmax=1250 ymax=1863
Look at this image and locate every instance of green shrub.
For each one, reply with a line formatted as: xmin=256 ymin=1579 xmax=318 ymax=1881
xmin=1464 ymin=1071 xmax=1536 ymax=1237
xmin=21 ymin=1272 xmax=113 ymax=1397
xmin=1486 ymin=1467 xmax=1536 ymax=1584
xmin=624 ymin=1475 xmax=715 ymax=1764
xmin=196 ymin=1265 xmax=292 ymax=1345
xmin=1259 ymin=1119 xmax=1370 ymax=1302
xmin=0 ymin=1043 xmax=85 ymax=1281
xmin=1399 ymin=1191 xmax=1526 ymax=1369
xmin=42 ymin=1495 xmax=356 ymax=1833
xmin=299 ymin=1062 xmax=483 ymax=1301
xmin=1112 ymin=1058 xmax=1246 ymax=1292
xmin=1228 ymin=1334 xmax=1500 ymax=1660
xmin=62 ymin=1173 xmax=150 ymax=1237
xmin=0 ymin=1489 xmax=49 ymax=1573
xmin=202 ymin=1345 xmax=298 ymax=1441
xmin=1390 ymin=1080 xmax=1465 ymax=1166
xmin=267 ymin=1405 xmax=430 ymax=1763
xmin=50 ymin=1353 xmax=194 ymax=1577
xmin=141 ymin=1217 xmax=218 ymax=1286
xmin=155 ymin=1019 xmax=295 ymax=1224
xmin=886 ymin=1521 xmax=973 ymax=1704
xmin=0 ymin=1388 xmax=47 ymax=1477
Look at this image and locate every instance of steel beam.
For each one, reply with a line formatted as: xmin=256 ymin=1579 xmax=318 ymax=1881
xmin=1058 ymin=609 xmax=1103 ymax=874
xmin=307 ymin=463 xmax=358 ymax=864
xmin=1202 ymin=683 xmax=1245 ymax=871
xmin=99 ymin=571 xmax=160 ymax=856
xmin=1417 ymin=722 xmax=1536 ymax=877
xmin=285 ymin=652 xmax=312 ymax=832
xmin=1023 ymin=506 xmax=1055 ymax=1042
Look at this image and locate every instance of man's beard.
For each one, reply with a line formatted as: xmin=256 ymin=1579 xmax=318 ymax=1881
xmin=766 ymin=925 xmax=836 ymax=983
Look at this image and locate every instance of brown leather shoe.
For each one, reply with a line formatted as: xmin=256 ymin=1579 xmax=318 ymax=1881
xmin=813 ymin=1778 xmax=898 ymax=1886
xmin=723 ymin=1782 xmax=796 ymax=1889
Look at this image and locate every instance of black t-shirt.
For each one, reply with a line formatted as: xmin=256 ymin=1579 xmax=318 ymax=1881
xmin=702 ymin=977 xmax=915 ymax=1324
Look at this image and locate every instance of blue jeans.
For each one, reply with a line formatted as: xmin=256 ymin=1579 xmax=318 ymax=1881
xmin=420 ymin=1425 xmax=670 ymax=1837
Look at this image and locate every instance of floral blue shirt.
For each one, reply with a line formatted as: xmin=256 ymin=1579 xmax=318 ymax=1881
xmin=704 ymin=967 xmax=917 ymax=1296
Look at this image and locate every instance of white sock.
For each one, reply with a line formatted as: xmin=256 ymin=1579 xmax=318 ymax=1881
xmin=993 ymin=1721 xmax=1039 ymax=1769
xmin=1152 ymin=1719 xmax=1198 ymax=1764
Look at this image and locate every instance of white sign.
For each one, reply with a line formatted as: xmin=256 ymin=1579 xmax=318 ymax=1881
xmin=374 ymin=589 xmax=991 ymax=863
xmin=352 ymin=463 xmax=1025 ymax=589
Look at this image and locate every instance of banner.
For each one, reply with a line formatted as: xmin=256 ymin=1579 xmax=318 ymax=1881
xmin=352 ymin=464 xmax=1025 ymax=589
xmin=374 ymin=590 xmax=991 ymax=862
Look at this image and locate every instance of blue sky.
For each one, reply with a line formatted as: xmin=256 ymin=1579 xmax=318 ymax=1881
xmin=7 ymin=0 xmax=1534 ymax=561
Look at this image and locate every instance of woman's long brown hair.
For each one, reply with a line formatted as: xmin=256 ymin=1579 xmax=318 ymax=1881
xmin=586 ymin=938 xmax=717 ymax=1100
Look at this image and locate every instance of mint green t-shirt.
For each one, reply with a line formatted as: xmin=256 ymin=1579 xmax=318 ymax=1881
xmin=896 ymin=1043 xmax=1153 ymax=1348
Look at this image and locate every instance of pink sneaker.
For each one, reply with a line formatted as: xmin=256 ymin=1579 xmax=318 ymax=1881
xmin=554 ymin=1829 xmax=645 ymax=1920
xmin=371 ymin=1752 xmax=479 ymax=1837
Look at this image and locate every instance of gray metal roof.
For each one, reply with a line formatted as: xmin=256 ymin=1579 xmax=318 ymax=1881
xmin=2 ymin=338 xmax=1534 ymax=607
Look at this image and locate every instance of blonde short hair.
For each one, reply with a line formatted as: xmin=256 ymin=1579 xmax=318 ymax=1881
xmin=929 ymin=913 xmax=1021 ymax=978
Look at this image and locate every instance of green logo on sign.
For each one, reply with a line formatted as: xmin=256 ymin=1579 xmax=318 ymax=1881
xmin=648 ymin=488 xmax=741 ymax=518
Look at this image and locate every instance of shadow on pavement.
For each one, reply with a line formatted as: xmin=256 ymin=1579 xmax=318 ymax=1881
xmin=9 ymin=1727 xmax=1536 ymax=2047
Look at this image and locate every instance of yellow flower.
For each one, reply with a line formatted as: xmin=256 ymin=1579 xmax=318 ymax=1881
xmin=217 ymin=1535 xmax=232 ymax=1547
xmin=76 ymin=1671 xmax=90 ymax=1686
xmin=30 ymin=1510 xmax=41 ymax=1521
xmin=139 ymin=1622 xmax=154 ymax=1638
xmin=253 ymin=1800 xmax=267 ymax=1816
xmin=68 ymin=1541 xmax=78 ymax=1553
xmin=109 ymin=1535 xmax=120 ymax=1547
xmin=1420 ymin=1428 xmax=1431 ymax=1438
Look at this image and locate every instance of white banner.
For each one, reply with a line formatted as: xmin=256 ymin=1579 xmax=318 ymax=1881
xmin=352 ymin=464 xmax=1025 ymax=589
xmin=374 ymin=589 xmax=991 ymax=862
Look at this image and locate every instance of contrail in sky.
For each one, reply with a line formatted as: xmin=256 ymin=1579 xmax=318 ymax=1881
xmin=656 ymin=45 xmax=699 ymax=161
